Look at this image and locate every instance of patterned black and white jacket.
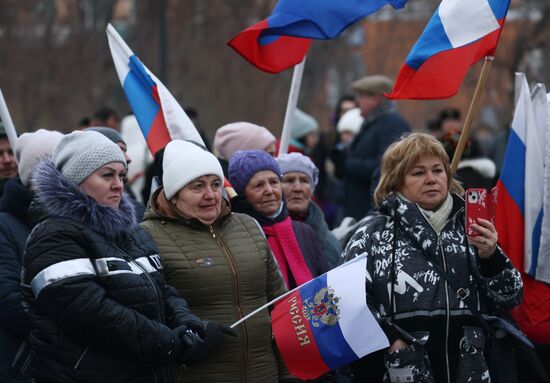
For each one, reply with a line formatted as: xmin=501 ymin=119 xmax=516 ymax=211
xmin=341 ymin=193 xmax=522 ymax=383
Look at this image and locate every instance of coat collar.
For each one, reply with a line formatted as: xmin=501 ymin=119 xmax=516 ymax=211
xmin=32 ymin=159 xmax=136 ymax=237
xmin=379 ymin=192 xmax=464 ymax=254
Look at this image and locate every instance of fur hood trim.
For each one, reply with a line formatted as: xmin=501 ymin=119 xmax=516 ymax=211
xmin=32 ymin=159 xmax=136 ymax=237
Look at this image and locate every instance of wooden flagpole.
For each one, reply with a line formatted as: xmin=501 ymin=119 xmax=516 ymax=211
xmin=278 ymin=57 xmax=307 ymax=156
xmin=450 ymin=56 xmax=494 ymax=174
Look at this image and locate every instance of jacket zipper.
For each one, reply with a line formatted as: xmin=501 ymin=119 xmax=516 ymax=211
xmin=438 ymin=235 xmax=451 ymax=383
xmin=73 ymin=346 xmax=90 ymax=369
xmin=119 ymin=251 xmax=163 ymax=323
xmin=416 ymin=205 xmax=463 ymax=383
xmin=208 ymin=226 xmax=248 ymax=383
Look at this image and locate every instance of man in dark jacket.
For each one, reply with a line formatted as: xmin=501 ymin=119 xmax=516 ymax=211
xmin=340 ymin=75 xmax=410 ymax=220
xmin=0 ymin=122 xmax=18 ymax=198
xmin=0 ymin=129 xmax=63 ymax=382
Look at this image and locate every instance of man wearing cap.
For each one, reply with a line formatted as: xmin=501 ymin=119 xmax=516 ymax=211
xmin=0 ymin=122 xmax=18 ymax=198
xmin=341 ymin=75 xmax=410 ymax=220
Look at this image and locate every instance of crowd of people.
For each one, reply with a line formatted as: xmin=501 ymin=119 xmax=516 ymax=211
xmin=0 ymin=74 xmax=547 ymax=383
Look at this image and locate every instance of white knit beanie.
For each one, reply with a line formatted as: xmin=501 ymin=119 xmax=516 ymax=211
xmin=15 ymin=129 xmax=64 ymax=186
xmin=337 ymin=108 xmax=363 ymax=135
xmin=52 ymin=131 xmax=126 ymax=185
xmin=162 ymin=140 xmax=225 ymax=200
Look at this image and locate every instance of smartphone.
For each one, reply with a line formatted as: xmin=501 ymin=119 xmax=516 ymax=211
xmin=465 ymin=188 xmax=497 ymax=236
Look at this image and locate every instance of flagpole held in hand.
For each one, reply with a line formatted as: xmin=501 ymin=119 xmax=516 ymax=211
xmin=278 ymin=57 xmax=306 ymax=156
xmin=230 ymin=253 xmax=367 ymax=328
xmin=450 ymin=56 xmax=494 ymax=173
xmin=0 ymin=89 xmax=18 ymax=161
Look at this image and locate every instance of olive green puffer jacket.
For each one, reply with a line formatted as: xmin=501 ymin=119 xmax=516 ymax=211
xmin=141 ymin=189 xmax=287 ymax=383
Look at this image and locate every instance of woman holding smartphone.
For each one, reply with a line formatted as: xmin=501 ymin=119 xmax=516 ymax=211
xmin=341 ymin=133 xmax=522 ymax=383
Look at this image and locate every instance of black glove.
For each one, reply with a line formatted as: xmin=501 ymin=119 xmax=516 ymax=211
xmin=163 ymin=325 xmax=190 ymax=364
xmin=180 ymin=330 xmax=208 ymax=366
xmin=185 ymin=319 xmax=207 ymax=339
xmin=202 ymin=321 xmax=237 ymax=352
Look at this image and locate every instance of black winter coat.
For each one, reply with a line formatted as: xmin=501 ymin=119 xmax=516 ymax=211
xmin=342 ymin=107 xmax=410 ymax=220
xmin=22 ymin=160 xmax=201 ymax=383
xmin=342 ymin=193 xmax=522 ymax=383
xmin=0 ymin=178 xmax=32 ymax=382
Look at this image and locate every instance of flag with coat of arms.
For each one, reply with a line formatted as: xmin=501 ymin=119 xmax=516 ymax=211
xmin=271 ymin=255 xmax=388 ymax=380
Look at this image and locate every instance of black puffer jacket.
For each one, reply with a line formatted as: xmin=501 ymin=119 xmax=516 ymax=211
xmin=22 ymin=160 xmax=201 ymax=383
xmin=342 ymin=193 xmax=522 ymax=383
xmin=0 ymin=178 xmax=32 ymax=382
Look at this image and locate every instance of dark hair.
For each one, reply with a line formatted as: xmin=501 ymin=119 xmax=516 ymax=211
xmin=334 ymin=95 xmax=357 ymax=124
xmin=438 ymin=108 xmax=461 ymax=123
xmin=153 ymin=148 xmax=165 ymax=186
xmin=79 ymin=117 xmax=91 ymax=128
xmin=184 ymin=107 xmax=198 ymax=120
xmin=93 ymin=107 xmax=119 ymax=123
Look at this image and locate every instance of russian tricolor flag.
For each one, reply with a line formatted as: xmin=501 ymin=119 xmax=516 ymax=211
xmin=107 ymin=24 xmax=203 ymax=155
xmin=387 ymin=0 xmax=511 ymax=100
xmin=498 ymin=74 xmax=550 ymax=332
xmin=228 ymin=0 xmax=407 ymax=74
xmin=271 ymin=255 xmax=388 ymax=380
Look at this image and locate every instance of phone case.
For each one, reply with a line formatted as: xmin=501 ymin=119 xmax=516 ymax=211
xmin=465 ymin=188 xmax=497 ymax=236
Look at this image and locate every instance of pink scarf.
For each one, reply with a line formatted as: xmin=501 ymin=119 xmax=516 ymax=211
xmin=262 ymin=216 xmax=313 ymax=288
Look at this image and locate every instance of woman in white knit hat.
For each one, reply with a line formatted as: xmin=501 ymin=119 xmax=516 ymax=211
xmin=21 ymin=131 xmax=216 ymax=383
xmin=140 ymin=140 xmax=288 ymax=383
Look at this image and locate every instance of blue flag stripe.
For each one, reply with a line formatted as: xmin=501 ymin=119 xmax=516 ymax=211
xmin=499 ymin=129 xmax=526 ymax=216
xmin=299 ymin=274 xmax=358 ymax=369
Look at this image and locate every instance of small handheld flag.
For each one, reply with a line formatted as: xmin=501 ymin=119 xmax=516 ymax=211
xmin=271 ymin=256 xmax=388 ymax=379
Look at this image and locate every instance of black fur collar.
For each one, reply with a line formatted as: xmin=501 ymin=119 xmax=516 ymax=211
xmin=32 ymin=159 xmax=136 ymax=237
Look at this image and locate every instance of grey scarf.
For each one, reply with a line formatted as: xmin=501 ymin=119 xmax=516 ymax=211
xmin=397 ymin=192 xmax=453 ymax=234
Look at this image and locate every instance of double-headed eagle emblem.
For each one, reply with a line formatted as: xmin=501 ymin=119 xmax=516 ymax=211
xmin=302 ymin=287 xmax=340 ymax=327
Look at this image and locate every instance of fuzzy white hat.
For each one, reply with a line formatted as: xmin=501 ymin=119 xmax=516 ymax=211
xmin=15 ymin=129 xmax=64 ymax=186
xmin=337 ymin=108 xmax=363 ymax=135
xmin=162 ymin=140 xmax=224 ymax=200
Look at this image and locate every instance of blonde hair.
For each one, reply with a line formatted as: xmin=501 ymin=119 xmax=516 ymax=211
xmin=374 ymin=133 xmax=464 ymax=207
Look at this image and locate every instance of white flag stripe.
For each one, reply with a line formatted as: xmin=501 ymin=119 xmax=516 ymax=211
xmin=154 ymin=77 xmax=204 ymax=145
xmin=327 ymin=257 xmax=389 ymax=356
xmin=106 ymin=24 xmax=131 ymax=84
xmin=536 ymin=88 xmax=550 ymax=282
xmin=439 ymin=0 xmax=499 ymax=48
xmin=524 ymin=78 xmax=544 ymax=274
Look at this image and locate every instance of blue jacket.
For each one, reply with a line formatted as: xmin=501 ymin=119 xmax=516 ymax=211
xmin=343 ymin=107 xmax=410 ymax=220
xmin=0 ymin=178 xmax=32 ymax=382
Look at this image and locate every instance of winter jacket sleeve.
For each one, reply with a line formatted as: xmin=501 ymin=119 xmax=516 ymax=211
xmin=340 ymin=217 xmax=401 ymax=344
xmin=163 ymin=283 xmax=203 ymax=329
xmin=0 ymin=216 xmax=29 ymax=336
xmin=23 ymin=224 xmax=181 ymax=364
xmin=476 ymin=245 xmax=523 ymax=312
